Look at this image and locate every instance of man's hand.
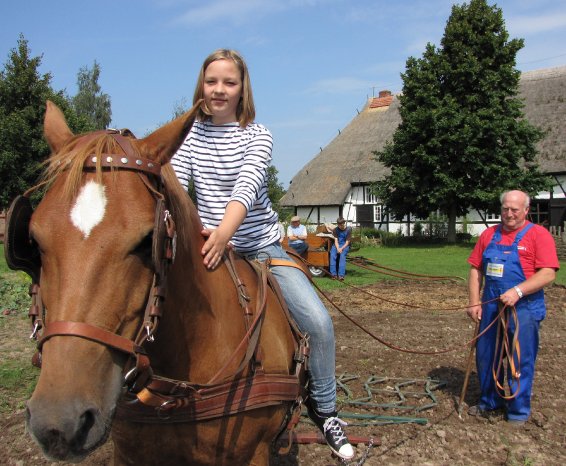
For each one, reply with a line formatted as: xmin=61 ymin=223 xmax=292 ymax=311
xmin=499 ymin=287 xmax=521 ymax=308
xmin=466 ymin=304 xmax=482 ymax=322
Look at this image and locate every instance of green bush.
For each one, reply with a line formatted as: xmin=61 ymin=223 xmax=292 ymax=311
xmin=0 ymin=273 xmax=31 ymax=315
xmin=456 ymin=232 xmax=473 ymax=242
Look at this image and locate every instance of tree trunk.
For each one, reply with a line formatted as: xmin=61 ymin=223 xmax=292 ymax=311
xmin=447 ymin=204 xmax=457 ymax=243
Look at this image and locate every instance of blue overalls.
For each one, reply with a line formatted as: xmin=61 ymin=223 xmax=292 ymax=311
xmin=330 ymin=227 xmax=351 ymax=278
xmin=476 ymin=223 xmax=546 ymax=421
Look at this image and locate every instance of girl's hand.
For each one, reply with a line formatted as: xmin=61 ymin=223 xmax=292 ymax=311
xmin=201 ymin=228 xmax=230 ymax=269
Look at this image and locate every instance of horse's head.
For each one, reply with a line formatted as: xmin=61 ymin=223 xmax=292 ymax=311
xmin=24 ymin=101 xmax=198 ymax=461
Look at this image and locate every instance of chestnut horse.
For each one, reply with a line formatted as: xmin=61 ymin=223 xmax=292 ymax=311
xmin=20 ymin=102 xmax=305 ymax=465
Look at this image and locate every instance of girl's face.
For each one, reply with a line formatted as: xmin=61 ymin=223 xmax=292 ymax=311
xmin=203 ymin=59 xmax=243 ymax=124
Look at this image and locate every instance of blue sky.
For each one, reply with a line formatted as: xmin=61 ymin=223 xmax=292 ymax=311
xmin=1 ymin=0 xmax=565 ymax=187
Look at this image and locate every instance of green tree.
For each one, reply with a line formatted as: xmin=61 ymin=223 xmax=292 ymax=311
xmin=0 ymin=35 xmax=90 ymax=209
xmin=71 ymin=60 xmax=112 ymax=130
xmin=267 ymin=165 xmax=289 ymax=218
xmin=171 ymin=97 xmax=191 ymax=120
xmin=373 ymin=0 xmax=550 ymax=242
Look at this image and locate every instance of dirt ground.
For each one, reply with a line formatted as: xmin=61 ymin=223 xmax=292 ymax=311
xmin=2 ymin=280 xmax=565 ymax=465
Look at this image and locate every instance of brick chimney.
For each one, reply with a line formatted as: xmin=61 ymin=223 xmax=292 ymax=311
xmin=369 ymin=90 xmax=394 ymax=110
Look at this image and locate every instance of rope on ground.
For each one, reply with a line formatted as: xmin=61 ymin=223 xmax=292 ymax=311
xmin=348 ymin=256 xmax=465 ymax=283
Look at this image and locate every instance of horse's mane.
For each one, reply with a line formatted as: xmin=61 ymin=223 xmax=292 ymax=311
xmin=161 ymin=163 xmax=202 ymax=246
xmin=41 ymin=132 xmax=200 ymax=246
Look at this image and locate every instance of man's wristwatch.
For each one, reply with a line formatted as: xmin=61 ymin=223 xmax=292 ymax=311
xmin=514 ymin=286 xmax=524 ymax=298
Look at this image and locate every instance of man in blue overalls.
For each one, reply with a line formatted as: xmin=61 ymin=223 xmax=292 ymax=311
xmin=330 ymin=217 xmax=351 ymax=281
xmin=467 ymin=190 xmax=559 ymax=424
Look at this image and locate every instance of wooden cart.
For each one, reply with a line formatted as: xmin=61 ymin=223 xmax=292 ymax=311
xmin=281 ymin=233 xmax=333 ymax=277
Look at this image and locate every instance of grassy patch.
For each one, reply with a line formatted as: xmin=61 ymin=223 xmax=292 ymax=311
xmin=0 ymin=271 xmax=31 ymax=316
xmin=0 ymin=244 xmax=10 ymax=275
xmin=314 ymin=243 xmax=565 ymax=290
xmin=315 ymin=243 xmax=474 ymax=290
xmin=0 ymin=359 xmax=38 ymax=413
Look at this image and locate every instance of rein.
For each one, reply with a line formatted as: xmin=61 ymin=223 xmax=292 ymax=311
xmin=284 ymin=250 xmax=521 ymax=396
xmin=117 ymin=252 xmax=309 ymax=425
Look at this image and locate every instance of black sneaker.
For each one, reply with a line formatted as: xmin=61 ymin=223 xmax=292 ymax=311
xmin=307 ymin=406 xmax=354 ymax=460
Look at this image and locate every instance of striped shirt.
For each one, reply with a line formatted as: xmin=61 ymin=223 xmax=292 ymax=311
xmin=171 ymin=120 xmax=280 ymax=253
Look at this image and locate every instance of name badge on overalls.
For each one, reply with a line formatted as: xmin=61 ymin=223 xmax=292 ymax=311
xmin=486 ymin=262 xmax=504 ymax=277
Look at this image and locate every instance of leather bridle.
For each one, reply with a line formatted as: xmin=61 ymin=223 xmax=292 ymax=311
xmin=8 ymin=130 xmax=176 ymax=391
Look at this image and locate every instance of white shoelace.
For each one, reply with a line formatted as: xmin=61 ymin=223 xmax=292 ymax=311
xmin=322 ymin=416 xmax=348 ymax=443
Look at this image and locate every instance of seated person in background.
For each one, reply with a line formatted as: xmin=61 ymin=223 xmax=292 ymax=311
xmin=330 ymin=217 xmax=351 ymax=280
xmin=287 ymin=215 xmax=308 ymax=254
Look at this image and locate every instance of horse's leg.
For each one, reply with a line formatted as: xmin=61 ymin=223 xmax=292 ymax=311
xmin=248 ymin=444 xmax=270 ymax=466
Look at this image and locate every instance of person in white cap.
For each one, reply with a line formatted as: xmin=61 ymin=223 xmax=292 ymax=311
xmin=286 ymin=215 xmax=308 ymax=255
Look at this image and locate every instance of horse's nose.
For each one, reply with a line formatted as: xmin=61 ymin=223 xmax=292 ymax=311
xmin=26 ymin=401 xmax=100 ymax=461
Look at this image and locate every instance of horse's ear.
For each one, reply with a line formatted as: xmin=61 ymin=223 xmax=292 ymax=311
xmin=44 ymin=100 xmax=74 ymax=152
xmin=135 ymin=100 xmax=202 ymax=164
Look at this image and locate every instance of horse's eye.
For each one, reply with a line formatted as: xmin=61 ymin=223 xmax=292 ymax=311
xmin=132 ymin=232 xmax=153 ymax=260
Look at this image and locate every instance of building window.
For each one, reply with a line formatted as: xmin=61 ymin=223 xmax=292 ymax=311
xmin=365 ymin=186 xmax=377 ymax=204
xmin=486 ymin=212 xmax=500 ymax=221
xmin=373 ymin=205 xmax=383 ymax=222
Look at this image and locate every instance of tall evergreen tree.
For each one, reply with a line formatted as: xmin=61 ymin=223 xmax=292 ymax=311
xmin=0 ymin=35 xmax=90 ymax=209
xmin=373 ymin=0 xmax=550 ymax=241
xmin=71 ymin=60 xmax=112 ymax=130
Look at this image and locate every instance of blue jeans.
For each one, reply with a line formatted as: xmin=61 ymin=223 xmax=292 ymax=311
xmin=330 ymin=245 xmax=350 ymax=278
xmin=289 ymin=241 xmax=308 ymax=255
xmin=241 ymin=242 xmax=337 ymax=413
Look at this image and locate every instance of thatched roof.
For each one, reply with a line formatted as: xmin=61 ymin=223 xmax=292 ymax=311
xmin=519 ymin=65 xmax=566 ymax=174
xmin=280 ymin=94 xmax=401 ymax=207
xmin=281 ymin=65 xmax=566 ymax=207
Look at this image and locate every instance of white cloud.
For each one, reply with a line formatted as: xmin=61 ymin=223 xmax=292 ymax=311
xmin=174 ymin=0 xmax=277 ymax=26
xmin=173 ymin=0 xmax=337 ymax=27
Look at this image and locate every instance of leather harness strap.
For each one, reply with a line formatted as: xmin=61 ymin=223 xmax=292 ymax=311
xmin=116 ymin=256 xmax=309 ymax=425
xmin=206 ymin=254 xmax=269 ymax=385
xmin=83 ymin=153 xmax=161 ymax=178
xmin=37 ymin=321 xmax=151 ymax=374
xmin=269 ymin=258 xmax=309 ymax=274
xmin=118 ymin=373 xmax=302 ymax=423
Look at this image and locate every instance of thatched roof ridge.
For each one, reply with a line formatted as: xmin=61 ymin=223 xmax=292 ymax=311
xmin=280 ymin=97 xmax=401 ymax=207
xmin=281 ymin=65 xmax=566 ymax=207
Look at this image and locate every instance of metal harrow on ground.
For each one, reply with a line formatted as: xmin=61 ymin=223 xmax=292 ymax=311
xmin=334 ymin=373 xmax=446 ymax=426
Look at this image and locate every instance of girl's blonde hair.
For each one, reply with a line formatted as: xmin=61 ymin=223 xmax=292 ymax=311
xmin=192 ymin=49 xmax=255 ymax=127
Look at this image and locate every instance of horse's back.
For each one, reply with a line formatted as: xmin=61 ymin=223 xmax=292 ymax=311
xmin=111 ymin=256 xmax=302 ymax=466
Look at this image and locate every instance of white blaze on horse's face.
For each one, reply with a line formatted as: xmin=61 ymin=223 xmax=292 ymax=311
xmin=70 ymin=181 xmax=107 ymax=238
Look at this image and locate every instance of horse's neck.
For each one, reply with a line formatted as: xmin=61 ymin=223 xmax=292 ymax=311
xmin=150 ymin=221 xmax=240 ymax=381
